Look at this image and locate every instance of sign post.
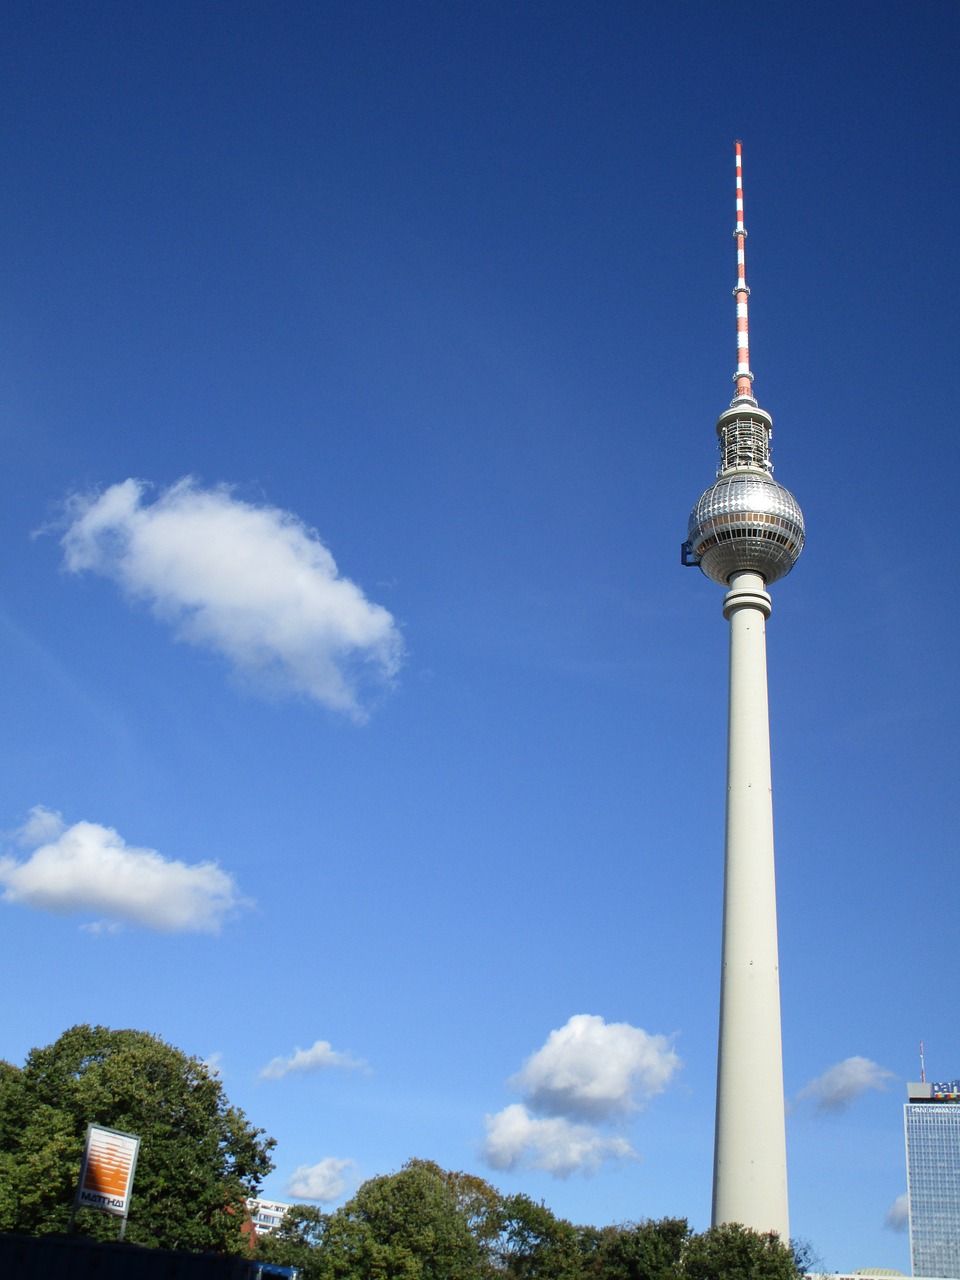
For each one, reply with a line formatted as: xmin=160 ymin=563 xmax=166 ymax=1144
xmin=70 ymin=1124 xmax=141 ymax=1240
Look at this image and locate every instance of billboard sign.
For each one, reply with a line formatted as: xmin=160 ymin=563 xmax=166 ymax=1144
xmin=75 ymin=1124 xmax=141 ymax=1218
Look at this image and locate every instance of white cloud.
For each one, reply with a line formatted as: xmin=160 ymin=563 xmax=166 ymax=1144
xmin=260 ymin=1039 xmax=369 ymax=1080
xmin=482 ymin=1104 xmax=635 ymax=1178
xmin=885 ymin=1192 xmax=909 ymax=1232
xmin=0 ymin=806 xmax=248 ymax=934
xmin=512 ymin=1013 xmax=680 ymax=1122
xmin=203 ymin=1052 xmax=223 ymax=1077
xmin=59 ymin=478 xmax=404 ymax=718
xmin=796 ymin=1056 xmax=897 ymax=1113
xmin=286 ymin=1157 xmax=358 ymax=1202
xmin=481 ymin=1014 xmax=680 ymax=1178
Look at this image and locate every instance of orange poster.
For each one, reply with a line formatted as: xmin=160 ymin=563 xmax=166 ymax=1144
xmin=76 ymin=1125 xmax=141 ymax=1217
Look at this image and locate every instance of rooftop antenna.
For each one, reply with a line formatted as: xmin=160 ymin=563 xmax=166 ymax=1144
xmin=920 ymin=1040 xmax=926 ymax=1083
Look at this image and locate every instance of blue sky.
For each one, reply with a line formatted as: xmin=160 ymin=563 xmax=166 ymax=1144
xmin=1 ymin=0 xmax=958 ymax=1270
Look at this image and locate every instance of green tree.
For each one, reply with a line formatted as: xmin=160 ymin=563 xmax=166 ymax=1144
xmin=0 ymin=1023 xmax=275 ymax=1253
xmin=324 ymin=1159 xmax=487 ymax=1280
xmin=403 ymin=1160 xmax=503 ymax=1272
xmin=679 ymin=1222 xmax=799 ymax=1280
xmin=495 ymin=1192 xmax=590 ymax=1279
xmin=597 ymin=1218 xmax=691 ymax=1280
xmin=255 ymin=1203 xmax=330 ymax=1280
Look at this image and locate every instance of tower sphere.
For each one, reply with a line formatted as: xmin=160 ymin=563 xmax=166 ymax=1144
xmin=687 ymin=467 xmax=804 ymax=586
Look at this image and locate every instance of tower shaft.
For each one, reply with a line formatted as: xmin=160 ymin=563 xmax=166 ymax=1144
xmin=712 ymin=570 xmax=789 ymax=1239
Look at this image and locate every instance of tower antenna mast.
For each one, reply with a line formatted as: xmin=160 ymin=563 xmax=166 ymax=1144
xmin=733 ymin=140 xmax=755 ymax=404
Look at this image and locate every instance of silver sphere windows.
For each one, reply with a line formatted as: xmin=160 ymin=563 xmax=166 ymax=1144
xmin=688 ymin=472 xmax=804 ymax=585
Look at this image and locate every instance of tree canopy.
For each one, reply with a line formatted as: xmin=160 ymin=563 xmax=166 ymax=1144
xmin=254 ymin=1159 xmax=806 ymax=1280
xmin=0 ymin=1023 xmax=275 ymax=1253
xmin=680 ymin=1222 xmax=802 ymax=1280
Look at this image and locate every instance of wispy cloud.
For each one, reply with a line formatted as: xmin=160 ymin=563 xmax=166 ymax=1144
xmin=796 ymin=1056 xmax=897 ymax=1112
xmin=482 ymin=1014 xmax=680 ymax=1177
xmin=483 ymin=1103 xmax=635 ymax=1178
xmin=59 ymin=477 xmax=404 ymax=719
xmin=286 ymin=1157 xmax=358 ymax=1202
xmin=0 ymin=807 xmax=248 ymax=934
xmin=15 ymin=804 xmax=71 ymax=847
xmin=260 ymin=1039 xmax=369 ymax=1080
xmin=885 ymin=1192 xmax=909 ymax=1232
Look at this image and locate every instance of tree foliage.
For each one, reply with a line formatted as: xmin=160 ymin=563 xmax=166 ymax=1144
xmin=254 ymin=1203 xmax=329 ymax=1280
xmin=679 ymin=1222 xmax=799 ymax=1280
xmin=597 ymin=1217 xmax=691 ymax=1280
xmin=323 ymin=1159 xmax=486 ymax=1280
xmin=494 ymin=1192 xmax=594 ymax=1279
xmin=0 ymin=1024 xmax=275 ymax=1254
xmin=255 ymin=1162 xmax=805 ymax=1280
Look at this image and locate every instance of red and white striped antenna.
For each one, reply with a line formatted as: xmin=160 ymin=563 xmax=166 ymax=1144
xmin=733 ymin=141 xmax=756 ymax=403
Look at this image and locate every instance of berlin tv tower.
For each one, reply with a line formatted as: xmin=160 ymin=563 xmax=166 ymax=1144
xmin=682 ymin=142 xmax=804 ymax=1240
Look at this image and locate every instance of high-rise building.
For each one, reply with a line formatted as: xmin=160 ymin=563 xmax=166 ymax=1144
xmin=682 ymin=143 xmax=804 ymax=1240
xmin=905 ymin=1080 xmax=960 ymax=1278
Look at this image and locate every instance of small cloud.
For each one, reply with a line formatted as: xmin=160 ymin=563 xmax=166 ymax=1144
xmin=15 ymin=805 xmax=66 ymax=846
xmin=286 ymin=1157 xmax=358 ymax=1202
xmin=482 ymin=1104 xmax=635 ymax=1178
xmin=0 ymin=807 xmax=249 ymax=934
xmin=885 ymin=1192 xmax=909 ymax=1232
xmin=512 ymin=1014 xmax=680 ymax=1122
xmin=203 ymin=1052 xmax=223 ymax=1077
xmin=79 ymin=920 xmax=122 ymax=936
xmin=796 ymin=1056 xmax=897 ymax=1113
xmin=260 ymin=1039 xmax=369 ymax=1080
xmin=58 ymin=477 xmax=404 ymax=719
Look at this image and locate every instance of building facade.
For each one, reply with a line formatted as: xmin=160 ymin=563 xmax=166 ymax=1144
xmin=246 ymin=1197 xmax=292 ymax=1238
xmin=905 ymin=1081 xmax=960 ymax=1278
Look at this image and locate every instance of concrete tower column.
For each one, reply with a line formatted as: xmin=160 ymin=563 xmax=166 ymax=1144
xmin=712 ymin=569 xmax=789 ymax=1239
